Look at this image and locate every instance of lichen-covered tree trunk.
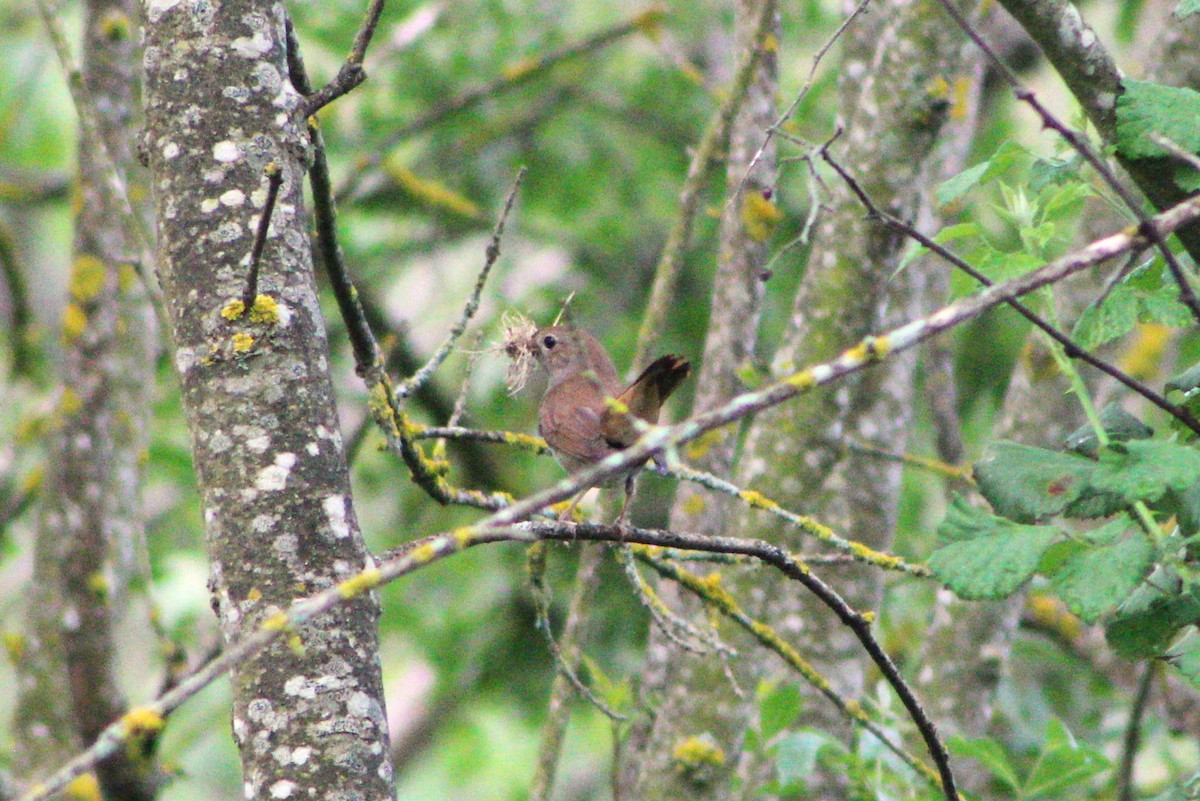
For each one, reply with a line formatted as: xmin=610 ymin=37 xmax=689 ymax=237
xmin=630 ymin=0 xmax=976 ymax=797
xmin=13 ymin=0 xmax=156 ymax=796
xmin=622 ymin=0 xmax=777 ymax=796
xmin=141 ymin=3 xmax=393 ymax=798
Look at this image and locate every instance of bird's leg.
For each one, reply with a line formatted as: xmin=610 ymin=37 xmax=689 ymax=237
xmin=613 ymin=473 xmax=636 ymax=535
xmin=558 ymin=490 xmax=586 ymax=524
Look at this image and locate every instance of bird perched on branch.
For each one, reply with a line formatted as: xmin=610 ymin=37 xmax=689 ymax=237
xmin=528 ymin=325 xmax=690 ymax=525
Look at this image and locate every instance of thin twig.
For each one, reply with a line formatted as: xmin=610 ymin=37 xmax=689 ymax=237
xmin=241 ymin=164 xmax=283 ymax=307
xmin=34 ymin=0 xmax=170 ymax=337
xmin=288 ymin=17 xmax=511 ymax=510
xmin=727 ymin=0 xmax=872 ymax=208
xmin=527 ymin=545 xmax=627 ymax=722
xmin=822 ymin=145 xmax=1200 ymax=437
xmin=334 ymin=8 xmax=659 ymax=201
xmin=634 ymin=0 xmax=777 ymax=369
xmin=1117 ymin=662 xmax=1155 ymax=801
xmin=301 ymin=0 xmax=386 ymax=116
xmin=26 ymin=192 xmax=1200 ymax=801
xmin=615 ymin=544 xmax=727 ymax=655
xmin=395 ymin=167 xmax=526 ymax=400
xmin=930 ymin=0 xmax=1200 ymax=325
xmin=0 ymin=221 xmax=36 ymax=377
xmin=637 ymin=547 xmax=944 ymax=790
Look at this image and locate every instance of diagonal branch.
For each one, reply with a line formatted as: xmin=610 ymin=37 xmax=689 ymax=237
xmin=822 ymin=146 xmax=1200 ymax=436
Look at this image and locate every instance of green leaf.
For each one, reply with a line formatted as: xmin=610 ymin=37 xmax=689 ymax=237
xmin=1176 ymin=0 xmax=1200 ymax=19
xmin=930 ymin=498 xmax=1061 ymax=600
xmin=1050 ymin=527 xmax=1154 ymax=622
xmin=758 ymin=682 xmax=804 ymax=743
xmin=974 ymin=441 xmax=1096 ymax=522
xmin=1166 ymin=629 xmax=1200 ymax=692
xmin=1072 ymin=285 xmax=1139 ymax=349
xmin=1064 ymin=403 xmax=1154 ymax=458
xmin=1106 ymin=568 xmax=1200 ymax=657
xmin=976 ymin=249 xmax=1044 ymax=285
xmin=772 ymin=731 xmax=834 ymax=790
xmin=947 ymin=736 xmax=1020 ymax=791
xmin=1023 ymin=719 xmax=1111 ymax=797
xmin=932 ymin=221 xmax=982 ymax=245
xmin=1116 ymin=80 xmax=1200 ymax=159
xmin=1167 ymin=362 xmax=1200 ymax=397
xmin=936 ymin=162 xmax=989 ymax=206
xmin=1089 ymin=440 xmax=1200 ymax=504
xmin=1139 ymin=290 xmax=1196 ymax=329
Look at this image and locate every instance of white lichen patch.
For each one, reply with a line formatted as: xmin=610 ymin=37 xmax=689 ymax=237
xmin=213 ymin=140 xmax=240 ymax=163
xmin=283 ymin=675 xmax=316 ymax=699
xmin=208 ymin=430 xmax=233 ymax=454
xmin=213 ymin=220 xmax=244 ymax=243
xmin=145 ymin=0 xmax=180 ymax=23
xmin=291 ymin=746 xmax=312 ymax=765
xmin=223 ymin=85 xmax=251 ymax=103
xmin=174 ymin=346 xmax=197 ymax=374
xmin=323 ymin=495 xmax=350 ymax=539
xmin=245 ymin=434 xmax=271 ymax=453
xmin=200 ymin=198 xmax=220 ymax=214
xmin=231 ymin=31 xmax=272 ymax=57
xmin=273 ymin=533 xmax=298 ymax=555
xmin=274 ymin=300 xmax=293 ymax=327
xmin=62 ymin=606 xmax=82 ymax=631
xmin=268 ymin=780 xmax=296 ymax=799
xmin=347 ymin=691 xmax=377 ymax=718
xmin=255 ymin=452 xmax=296 ymax=491
xmin=221 ymin=189 xmax=247 ymax=207
xmin=305 ymin=441 xmax=319 ymax=456
xmin=232 ymin=716 xmax=248 ymax=740
xmin=252 ymin=513 xmax=277 ymax=532
xmin=161 ymin=141 xmax=180 ymax=159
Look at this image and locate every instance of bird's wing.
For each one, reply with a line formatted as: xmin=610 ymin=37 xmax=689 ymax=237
xmin=538 ymin=376 xmax=613 ymax=464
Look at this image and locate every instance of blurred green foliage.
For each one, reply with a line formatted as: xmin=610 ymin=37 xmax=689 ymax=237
xmin=1 ymin=0 xmax=1198 ymax=799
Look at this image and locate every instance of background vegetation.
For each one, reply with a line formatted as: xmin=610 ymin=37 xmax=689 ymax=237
xmin=1 ymin=0 xmax=1199 ymax=799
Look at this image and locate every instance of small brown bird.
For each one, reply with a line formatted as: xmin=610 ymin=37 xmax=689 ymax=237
xmin=530 ymin=325 xmax=690 ymax=525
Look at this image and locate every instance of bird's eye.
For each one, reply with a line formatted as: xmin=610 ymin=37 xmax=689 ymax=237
xmin=542 ymin=334 xmax=557 ymax=349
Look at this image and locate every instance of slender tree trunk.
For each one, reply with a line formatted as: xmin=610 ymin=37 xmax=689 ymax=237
xmin=142 ymin=4 xmax=393 ymax=798
xmin=13 ymin=0 xmax=157 ymax=796
xmin=629 ymin=0 xmax=977 ymax=796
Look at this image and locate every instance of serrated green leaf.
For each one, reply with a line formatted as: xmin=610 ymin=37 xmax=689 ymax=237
xmin=1166 ymin=629 xmax=1200 ymax=692
xmin=1176 ymin=0 xmax=1200 ymax=19
xmin=930 ymin=500 xmax=1061 ymax=599
xmin=932 ymin=222 xmax=982 ymax=245
xmin=772 ymin=731 xmax=833 ymax=789
xmin=947 ymin=736 xmax=1020 ymax=791
xmin=1062 ymin=487 xmax=1131 ymax=519
xmin=1072 ymin=285 xmax=1139 ymax=349
xmin=1139 ymin=289 xmax=1196 ymax=329
xmin=1106 ymin=568 xmax=1200 ymax=657
xmin=1065 ymin=403 xmax=1154 ymax=458
xmin=936 ymin=162 xmax=989 ymax=206
xmin=1039 ymin=181 xmax=1094 ymax=224
xmin=1050 ymin=529 xmax=1154 ymax=622
xmin=1028 ymin=156 xmax=1078 ymax=195
xmin=1024 ymin=719 xmax=1111 ymax=797
xmin=1089 ymin=440 xmax=1200 ymax=504
xmin=1116 ymin=80 xmax=1200 ymax=159
xmin=758 ymin=682 xmax=804 ymax=743
xmin=974 ymin=441 xmax=1096 ymax=522
xmin=1168 ymin=362 xmax=1200 ymax=396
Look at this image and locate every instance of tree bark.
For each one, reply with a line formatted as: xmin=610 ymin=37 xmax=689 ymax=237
xmin=631 ymin=0 xmax=977 ymax=796
xmin=141 ymin=3 xmax=393 ymax=798
xmin=13 ymin=0 xmax=157 ymax=796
